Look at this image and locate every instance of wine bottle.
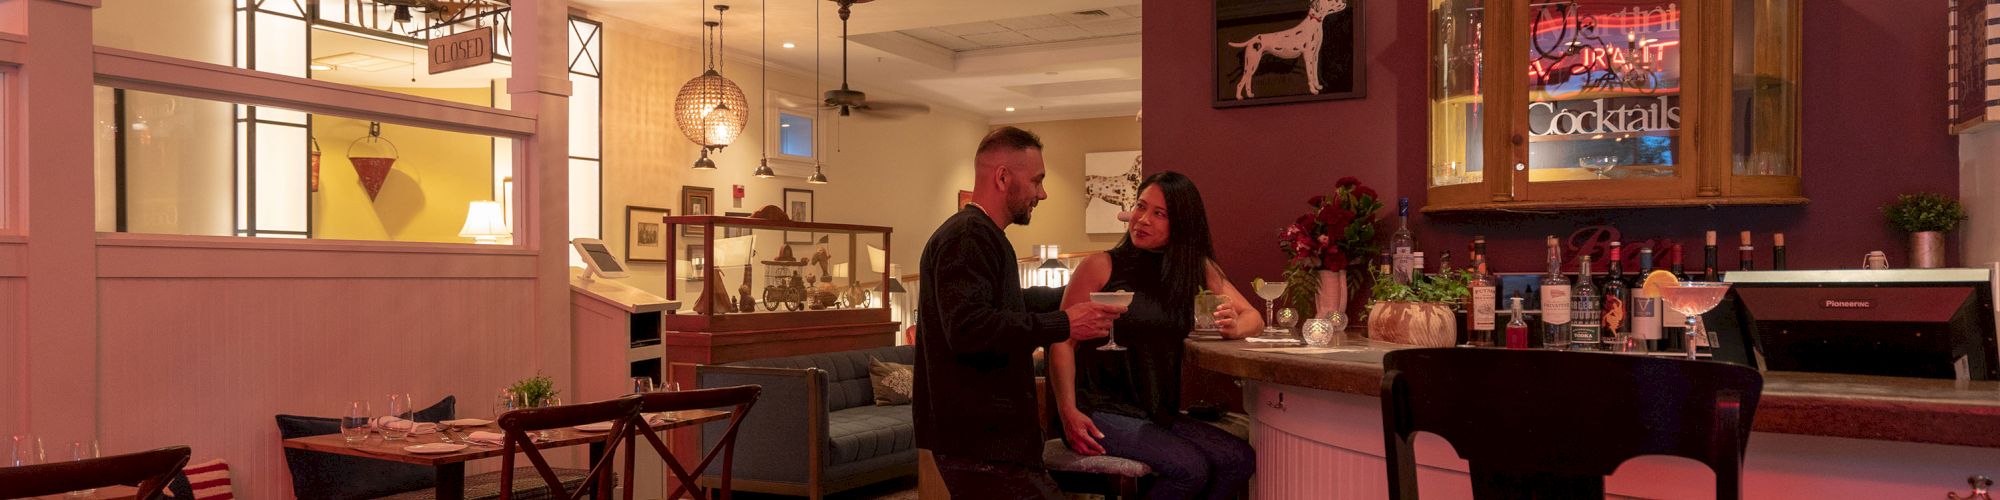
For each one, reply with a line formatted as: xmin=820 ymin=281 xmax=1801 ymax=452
xmin=1539 ymin=236 xmax=1571 ymax=350
xmin=1670 ymin=242 xmax=1688 ymax=279
xmin=1773 ymin=233 xmax=1788 ymax=270
xmin=1601 ymin=242 xmax=1629 ymax=351
xmin=1703 ymin=230 xmax=1719 ymax=281
xmin=1570 ymin=256 xmax=1602 ymax=351
xmin=1632 ymin=247 xmax=1660 ymax=353
xmin=1738 ymin=230 xmax=1754 ymax=272
xmin=1412 ymin=251 xmax=1427 ymax=286
xmin=1390 ymin=198 xmax=1416 ymax=285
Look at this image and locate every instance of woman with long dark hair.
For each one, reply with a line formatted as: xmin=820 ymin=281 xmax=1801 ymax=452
xmin=1050 ymin=171 xmax=1260 ymax=499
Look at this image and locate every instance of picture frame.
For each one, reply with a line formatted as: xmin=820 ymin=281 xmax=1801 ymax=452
xmin=681 ymin=186 xmax=715 ymax=238
xmin=783 ymin=188 xmax=815 ymax=244
xmin=687 ymin=244 xmax=707 ymax=279
xmin=724 ymin=212 xmax=754 ymax=238
xmin=957 ymin=190 xmax=973 ymax=211
xmin=1212 ymin=0 xmax=1367 ymax=108
xmin=624 ymin=205 xmax=671 ymax=262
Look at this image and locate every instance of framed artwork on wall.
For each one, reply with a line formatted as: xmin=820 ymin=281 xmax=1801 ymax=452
xmin=1213 ymin=0 xmax=1367 ymax=108
xmin=784 ymin=188 xmax=814 ymax=244
xmin=1084 ymin=151 xmax=1142 ymax=234
xmin=681 ymin=186 xmax=714 ymax=238
xmin=724 ymin=211 xmax=753 ymax=238
xmin=625 ymin=205 xmax=671 ymax=262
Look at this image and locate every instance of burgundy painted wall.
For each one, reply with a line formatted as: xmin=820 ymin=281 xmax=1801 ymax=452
xmin=1144 ymin=0 xmax=1958 ymax=291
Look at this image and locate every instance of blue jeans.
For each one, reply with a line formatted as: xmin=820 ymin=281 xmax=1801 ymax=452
xmin=1088 ymin=411 xmax=1255 ymax=500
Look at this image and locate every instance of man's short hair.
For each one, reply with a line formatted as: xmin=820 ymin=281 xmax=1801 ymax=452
xmin=977 ymin=126 xmax=1043 ymax=156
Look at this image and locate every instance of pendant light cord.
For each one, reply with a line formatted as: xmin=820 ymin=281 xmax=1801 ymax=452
xmin=761 ymin=0 xmax=769 ymax=148
xmin=814 ymin=0 xmax=822 ymax=165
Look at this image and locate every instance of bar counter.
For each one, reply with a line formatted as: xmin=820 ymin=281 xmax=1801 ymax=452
xmin=1188 ymin=336 xmax=2000 ymax=498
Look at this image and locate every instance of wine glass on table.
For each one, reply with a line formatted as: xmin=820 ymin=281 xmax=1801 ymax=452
xmin=1090 ymin=291 xmax=1136 ymax=352
xmin=1254 ymin=280 xmax=1288 ymax=340
xmin=1661 ymin=282 xmax=1732 ymax=361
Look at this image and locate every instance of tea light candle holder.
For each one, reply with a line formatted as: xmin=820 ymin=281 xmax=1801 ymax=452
xmin=1303 ymin=318 xmax=1338 ymax=347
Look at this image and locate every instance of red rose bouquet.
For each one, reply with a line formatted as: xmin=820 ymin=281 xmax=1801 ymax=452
xmin=1277 ymin=176 xmax=1382 ymax=319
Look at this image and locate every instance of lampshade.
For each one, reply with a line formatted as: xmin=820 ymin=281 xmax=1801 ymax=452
xmin=693 ymin=149 xmax=717 ymax=170
xmin=886 ymin=264 xmax=907 ymax=293
xmin=676 ymin=72 xmax=749 ymax=149
xmin=753 ymin=158 xmax=776 ymax=178
xmin=807 ymin=162 xmax=829 ymax=184
xmin=459 ymin=201 xmax=510 ymax=244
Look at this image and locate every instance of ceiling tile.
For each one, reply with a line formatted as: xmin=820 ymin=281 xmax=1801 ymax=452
xmin=936 ymin=21 xmax=1008 ymax=36
xmin=960 ymin=31 xmax=1037 ymax=48
xmin=993 ymin=15 xmax=1066 ymax=31
xmin=1055 ymin=9 xmax=1130 ymax=25
xmin=1075 ymin=17 xmax=1142 ymax=36
xmin=1020 ymin=26 xmax=1092 ymax=43
xmin=927 ymin=36 xmax=982 ymax=51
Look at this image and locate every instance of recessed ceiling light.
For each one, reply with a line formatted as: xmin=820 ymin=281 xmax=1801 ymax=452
xmin=782 ymin=42 xmax=796 ymax=49
xmin=1005 ymin=107 xmax=1016 ymax=112
xmin=311 ymin=64 xmax=334 ymax=71
xmin=781 ymin=123 xmax=791 ymax=128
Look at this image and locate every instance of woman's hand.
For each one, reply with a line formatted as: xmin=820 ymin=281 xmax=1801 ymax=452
xmin=1060 ymin=409 xmax=1106 ymax=456
xmin=1213 ymin=302 xmax=1239 ymax=331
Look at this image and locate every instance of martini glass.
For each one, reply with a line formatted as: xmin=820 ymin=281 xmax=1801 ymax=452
xmin=1091 ymin=291 xmax=1136 ymax=352
xmin=1254 ymin=281 xmax=1288 ymax=339
xmin=1661 ymin=282 xmax=1732 ymax=360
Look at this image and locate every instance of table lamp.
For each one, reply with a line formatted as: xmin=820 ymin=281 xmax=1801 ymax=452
xmin=459 ymin=201 xmax=511 ymax=244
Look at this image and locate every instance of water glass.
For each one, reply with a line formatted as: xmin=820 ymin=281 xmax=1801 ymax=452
xmin=659 ymin=381 xmax=682 ymax=419
xmin=1193 ymin=293 xmax=1222 ymax=332
xmin=63 ymin=440 xmax=100 ymax=497
xmin=632 ymin=376 xmax=656 ymax=394
xmin=341 ymin=400 xmax=371 ymax=444
xmin=9 ymin=434 xmax=41 ymax=467
xmin=383 ymin=393 xmax=413 ymax=441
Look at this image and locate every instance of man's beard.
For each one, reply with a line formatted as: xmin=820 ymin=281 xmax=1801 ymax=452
xmin=1008 ymin=195 xmax=1035 ymax=225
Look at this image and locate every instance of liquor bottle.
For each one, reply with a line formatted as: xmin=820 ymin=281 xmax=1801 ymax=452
xmin=1472 ymin=235 xmax=1488 ymax=265
xmin=1467 ymin=255 xmax=1497 ymax=347
xmin=1569 ymin=256 xmax=1602 ymax=351
xmin=1773 ymin=233 xmax=1788 ymax=270
xmin=1436 ymin=250 xmax=1453 ymax=278
xmin=1703 ymin=230 xmax=1719 ymax=281
xmin=1505 ymin=297 xmax=1530 ymax=349
xmin=1600 ymin=243 xmax=1629 ymax=351
xmin=1664 ymin=243 xmax=1689 ymax=353
xmin=1631 ymin=247 xmax=1661 ymax=353
xmin=1378 ymin=249 xmax=1392 ymax=278
xmin=1390 ymin=198 xmax=1416 ymax=284
xmin=1412 ymin=251 xmax=1427 ymax=285
xmin=1669 ymin=242 xmax=1688 ymax=279
xmin=1738 ymin=230 xmax=1755 ymax=272
xmin=1539 ymin=236 xmax=1572 ymax=349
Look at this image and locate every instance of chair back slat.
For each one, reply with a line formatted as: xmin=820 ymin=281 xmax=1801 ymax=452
xmin=497 ymin=394 xmax=643 ymax=500
xmin=0 ymin=445 xmax=191 ymax=499
xmin=626 ymin=385 xmax=761 ymax=500
xmin=1380 ymin=348 xmax=1762 ymax=499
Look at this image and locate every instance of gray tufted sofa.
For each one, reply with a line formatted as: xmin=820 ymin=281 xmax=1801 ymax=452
xmin=695 ymin=345 xmax=915 ymax=499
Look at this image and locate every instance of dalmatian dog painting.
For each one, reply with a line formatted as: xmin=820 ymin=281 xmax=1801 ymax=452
xmin=1214 ymin=0 xmax=1366 ymax=107
xmin=1083 ymin=151 xmax=1143 ymax=234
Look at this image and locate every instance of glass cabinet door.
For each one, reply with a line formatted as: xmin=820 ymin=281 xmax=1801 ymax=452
xmin=1525 ymin=0 xmax=1685 ymax=184
xmin=1430 ymin=0 xmax=1486 ymax=189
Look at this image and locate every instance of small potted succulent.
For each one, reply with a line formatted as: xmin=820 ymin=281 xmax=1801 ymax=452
xmin=1365 ymin=267 xmax=1473 ymax=347
xmin=1882 ymin=193 xmax=1968 ymax=268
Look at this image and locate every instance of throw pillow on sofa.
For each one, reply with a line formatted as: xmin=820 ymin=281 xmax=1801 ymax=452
xmin=869 ymin=358 xmax=913 ymax=406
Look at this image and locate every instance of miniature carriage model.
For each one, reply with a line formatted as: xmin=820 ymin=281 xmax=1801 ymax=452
xmin=761 ymin=246 xmax=809 ymax=311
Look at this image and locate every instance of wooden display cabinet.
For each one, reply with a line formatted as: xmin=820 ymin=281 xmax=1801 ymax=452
xmin=1425 ymin=0 xmax=1804 ymax=212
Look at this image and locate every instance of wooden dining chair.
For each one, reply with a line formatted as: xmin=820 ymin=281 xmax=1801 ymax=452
xmin=496 ymin=394 xmax=643 ymax=500
xmin=623 ymin=384 xmax=761 ymax=500
xmin=1381 ymin=348 xmax=1763 ymax=500
xmin=0 ymin=445 xmax=191 ymax=499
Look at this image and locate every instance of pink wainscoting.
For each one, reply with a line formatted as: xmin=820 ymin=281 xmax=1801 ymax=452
xmin=97 ymin=277 xmax=539 ymax=499
xmin=0 ymin=276 xmax=22 ymax=439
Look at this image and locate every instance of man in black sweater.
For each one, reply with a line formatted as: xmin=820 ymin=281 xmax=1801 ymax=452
xmin=915 ymin=127 xmax=1126 ymax=498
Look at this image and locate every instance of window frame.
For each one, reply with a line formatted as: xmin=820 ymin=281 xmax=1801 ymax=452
xmin=0 ymin=32 xmax=21 ymax=235
xmin=765 ymin=90 xmax=820 ymax=176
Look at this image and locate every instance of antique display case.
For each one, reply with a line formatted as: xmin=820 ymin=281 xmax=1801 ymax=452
xmin=1426 ymin=0 xmax=1803 ymax=211
xmin=660 ymin=214 xmax=895 ymax=332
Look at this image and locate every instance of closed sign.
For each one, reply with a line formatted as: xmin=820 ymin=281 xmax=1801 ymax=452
xmin=428 ymin=27 xmax=493 ymax=75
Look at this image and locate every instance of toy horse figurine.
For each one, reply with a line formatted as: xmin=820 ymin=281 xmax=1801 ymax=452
xmin=809 ymin=235 xmax=834 ymax=279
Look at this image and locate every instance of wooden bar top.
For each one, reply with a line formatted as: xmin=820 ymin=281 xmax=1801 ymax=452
xmin=1186 ymin=337 xmax=2000 ymax=448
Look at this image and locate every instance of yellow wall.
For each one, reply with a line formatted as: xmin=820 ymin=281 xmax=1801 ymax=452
xmin=997 ymin=116 xmax=1142 ymax=257
xmin=311 ymin=87 xmax=495 ymax=243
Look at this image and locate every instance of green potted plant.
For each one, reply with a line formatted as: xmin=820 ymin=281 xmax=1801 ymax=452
xmin=1882 ymin=192 xmax=1967 ymax=268
xmin=1365 ymin=267 xmax=1473 ymax=347
xmin=507 ymin=374 xmax=562 ymax=409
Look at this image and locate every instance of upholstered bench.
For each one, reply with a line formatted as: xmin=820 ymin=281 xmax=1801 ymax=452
xmin=697 ymin=345 xmax=917 ymax=500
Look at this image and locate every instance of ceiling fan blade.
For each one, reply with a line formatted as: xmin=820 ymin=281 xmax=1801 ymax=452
xmin=852 ymin=100 xmax=929 ymax=119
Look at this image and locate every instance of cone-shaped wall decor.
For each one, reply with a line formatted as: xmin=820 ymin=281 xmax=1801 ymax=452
xmin=346 ymin=122 xmax=401 ymax=201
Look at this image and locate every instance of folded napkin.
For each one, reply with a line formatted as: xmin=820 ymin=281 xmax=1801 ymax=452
xmin=1244 ymin=336 xmax=1302 ymax=343
xmin=371 ymin=416 xmax=439 ymax=435
xmin=466 ymin=431 xmax=507 ymax=446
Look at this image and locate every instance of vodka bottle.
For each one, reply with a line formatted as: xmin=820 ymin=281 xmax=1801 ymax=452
xmin=1569 ymin=256 xmax=1602 ymax=350
xmin=1390 ymin=198 xmax=1416 ymax=285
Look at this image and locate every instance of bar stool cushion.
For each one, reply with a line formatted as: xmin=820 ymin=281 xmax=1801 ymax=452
xmin=374 ymin=467 xmax=595 ymax=500
xmin=1041 ymin=439 xmax=1150 ymax=478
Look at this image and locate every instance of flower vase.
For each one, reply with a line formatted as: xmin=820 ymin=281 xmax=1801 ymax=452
xmin=1315 ymin=270 xmax=1348 ymax=321
xmin=1911 ymin=231 xmax=1945 ymax=268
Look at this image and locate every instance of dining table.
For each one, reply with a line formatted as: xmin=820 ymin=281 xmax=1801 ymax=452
xmin=280 ymin=409 xmax=729 ymax=500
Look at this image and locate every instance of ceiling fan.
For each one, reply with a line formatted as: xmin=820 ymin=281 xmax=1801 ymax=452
xmin=822 ymin=0 xmax=931 ymax=119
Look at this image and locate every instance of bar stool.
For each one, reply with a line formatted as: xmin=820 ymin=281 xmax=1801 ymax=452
xmin=1381 ymin=348 xmax=1763 ymax=499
